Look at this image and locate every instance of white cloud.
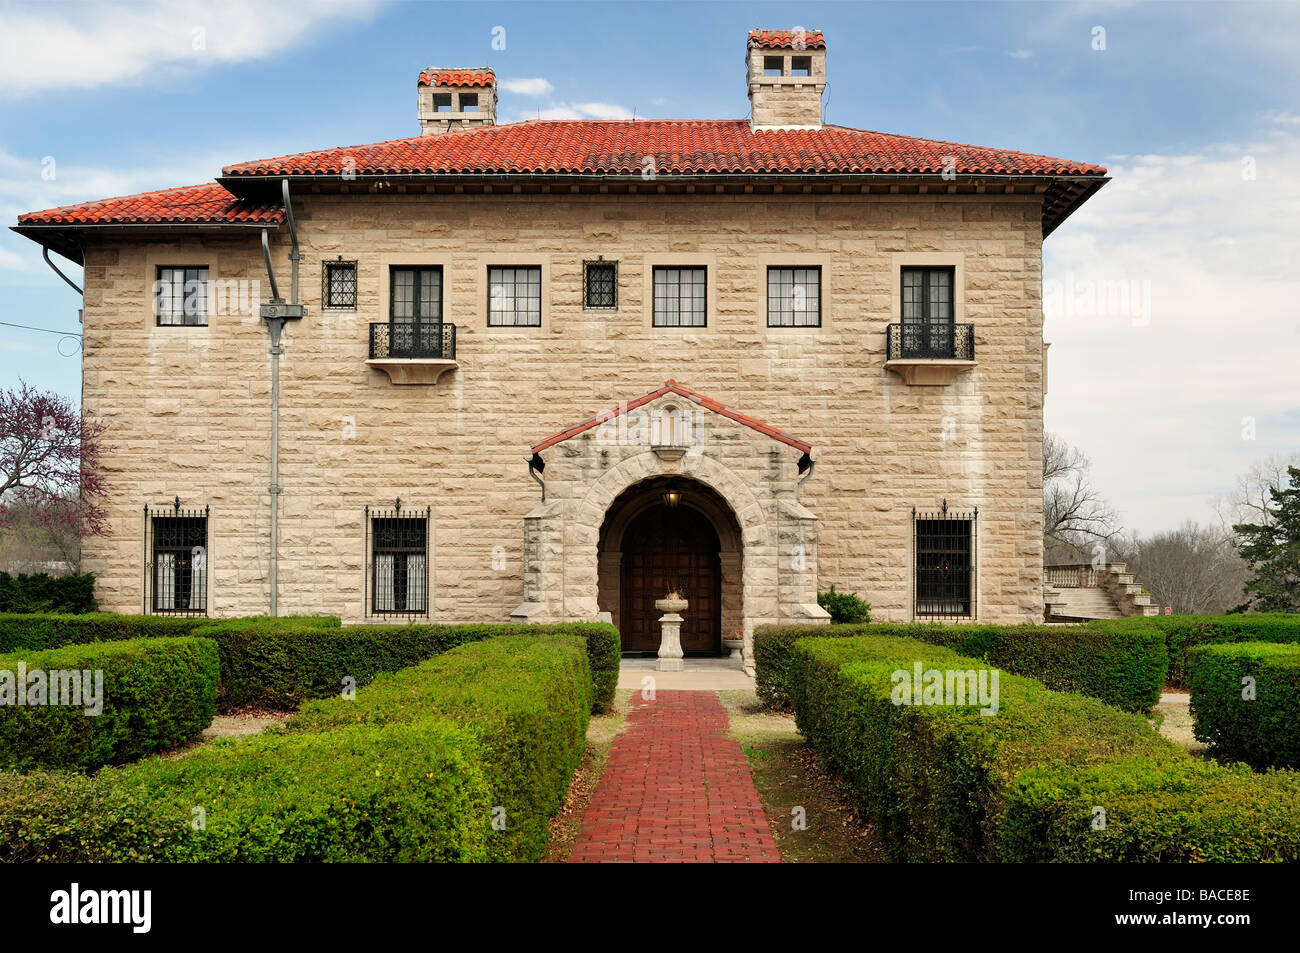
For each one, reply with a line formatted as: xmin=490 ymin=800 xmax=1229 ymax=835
xmin=513 ymin=102 xmax=634 ymax=122
xmin=1005 ymin=49 xmax=1036 ymax=60
xmin=0 ymin=0 xmax=382 ymax=98
xmin=500 ymin=77 xmax=554 ymax=96
xmin=1044 ymin=130 xmax=1300 ymax=535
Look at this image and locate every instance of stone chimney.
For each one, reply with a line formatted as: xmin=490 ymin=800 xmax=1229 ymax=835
xmin=418 ymin=68 xmax=497 ymax=135
xmin=746 ymin=29 xmax=826 ymax=130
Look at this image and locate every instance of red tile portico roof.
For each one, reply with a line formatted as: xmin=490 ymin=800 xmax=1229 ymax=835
xmin=748 ymin=29 xmax=827 ymax=50
xmin=16 ymin=183 xmax=285 ymax=226
xmin=219 ymin=119 xmax=1107 ymax=178
xmin=418 ymin=68 xmax=496 ymax=88
xmin=530 ymin=380 xmax=813 ymax=456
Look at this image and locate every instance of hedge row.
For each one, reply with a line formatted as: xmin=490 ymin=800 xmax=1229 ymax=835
xmin=755 ymin=621 xmax=1167 ymax=712
xmin=0 ymin=638 xmax=218 ymax=772
xmin=0 ymin=572 xmax=97 ymax=615
xmin=0 ymin=633 xmax=591 ymax=862
xmin=1187 ymin=641 xmax=1300 ymax=770
xmin=0 ymin=612 xmax=339 ymax=653
xmin=790 ymin=635 xmax=1300 ymax=862
xmin=288 ymin=633 xmax=592 ymax=860
xmin=0 ymin=614 xmax=619 ymax=714
xmin=1088 ymin=614 xmax=1300 ymax=688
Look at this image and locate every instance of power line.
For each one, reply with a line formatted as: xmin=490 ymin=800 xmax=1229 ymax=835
xmin=0 ymin=321 xmax=82 ymax=338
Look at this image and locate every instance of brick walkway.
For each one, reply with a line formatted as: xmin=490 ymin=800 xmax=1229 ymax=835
xmin=568 ymin=690 xmax=780 ymax=863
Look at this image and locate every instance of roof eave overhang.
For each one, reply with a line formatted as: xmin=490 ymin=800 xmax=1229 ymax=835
xmin=9 ymin=220 xmax=283 ymax=266
xmin=217 ymin=171 xmax=1108 ymax=238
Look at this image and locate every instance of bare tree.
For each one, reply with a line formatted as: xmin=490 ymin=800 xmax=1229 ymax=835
xmin=1121 ymin=521 xmax=1249 ymax=615
xmin=1214 ymin=452 xmax=1300 ymax=532
xmin=1043 ymin=432 xmax=1120 ymax=558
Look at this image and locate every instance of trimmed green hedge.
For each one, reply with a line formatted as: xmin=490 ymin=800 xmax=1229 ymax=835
xmin=1187 ymin=642 xmax=1300 ymax=769
xmin=0 ymin=614 xmax=619 ymax=714
xmin=0 ymin=572 xmax=97 ymax=614
xmin=0 ymin=612 xmax=339 ymax=654
xmin=0 ymin=633 xmax=592 ymax=862
xmin=791 ymin=634 xmax=1300 ymax=862
xmin=1090 ymin=614 xmax=1300 ymax=688
xmin=0 ymin=638 xmax=218 ymax=771
xmin=289 ymin=633 xmax=591 ymax=860
xmin=755 ymin=621 xmax=1167 ymax=713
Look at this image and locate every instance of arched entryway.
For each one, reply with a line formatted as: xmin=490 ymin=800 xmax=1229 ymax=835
xmin=598 ymin=476 xmax=742 ymax=657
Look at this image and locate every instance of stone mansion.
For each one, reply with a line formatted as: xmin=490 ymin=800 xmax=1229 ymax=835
xmin=14 ymin=29 xmax=1108 ymax=657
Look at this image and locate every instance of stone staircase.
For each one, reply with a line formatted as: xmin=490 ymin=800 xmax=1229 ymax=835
xmin=1043 ymin=563 xmax=1162 ymax=622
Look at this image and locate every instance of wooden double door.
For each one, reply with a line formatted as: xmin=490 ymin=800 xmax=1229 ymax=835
xmin=619 ymin=504 xmax=722 ymax=655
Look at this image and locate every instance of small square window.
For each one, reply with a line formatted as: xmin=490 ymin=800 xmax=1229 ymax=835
xmin=460 ymin=93 xmax=479 ymax=112
xmin=791 ymin=56 xmax=812 ymax=77
xmin=433 ymin=93 xmax=452 ymax=112
xmin=763 ymin=55 xmax=784 ymax=77
xmin=583 ymin=260 xmax=617 ymax=309
xmin=154 ymin=266 xmax=209 ymax=326
xmin=488 ymin=265 xmax=542 ymax=327
xmin=323 ymin=260 xmax=357 ymax=309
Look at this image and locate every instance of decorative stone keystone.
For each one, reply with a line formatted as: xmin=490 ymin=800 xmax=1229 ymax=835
xmin=653 ymin=595 xmax=688 ymax=672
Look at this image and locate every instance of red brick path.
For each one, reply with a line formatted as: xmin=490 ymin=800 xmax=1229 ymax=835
xmin=568 ymin=690 xmax=780 ymax=863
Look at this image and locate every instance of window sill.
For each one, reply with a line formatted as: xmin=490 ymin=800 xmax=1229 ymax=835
xmin=884 ymin=358 xmax=977 ymax=386
xmin=366 ymin=358 xmax=458 ymax=385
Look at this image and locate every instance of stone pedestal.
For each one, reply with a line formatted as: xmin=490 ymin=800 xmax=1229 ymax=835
xmin=654 ymin=596 xmax=688 ymax=672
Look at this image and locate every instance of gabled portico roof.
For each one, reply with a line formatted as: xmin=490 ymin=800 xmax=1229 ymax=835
xmin=530 ymin=379 xmax=813 ymax=455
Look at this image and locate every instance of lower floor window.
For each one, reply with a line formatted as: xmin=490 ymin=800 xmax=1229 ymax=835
xmin=913 ymin=504 xmax=976 ymax=619
xmin=368 ymin=505 xmax=429 ymax=615
xmin=146 ymin=503 xmax=208 ymax=614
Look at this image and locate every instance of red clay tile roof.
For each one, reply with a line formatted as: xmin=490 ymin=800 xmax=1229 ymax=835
xmin=418 ymin=68 xmax=495 ymax=88
xmin=531 ymin=380 xmax=813 ymax=455
xmin=748 ymin=29 xmax=826 ymax=50
xmin=220 ymin=120 xmax=1106 ymax=177
xmin=16 ymin=183 xmax=284 ymax=226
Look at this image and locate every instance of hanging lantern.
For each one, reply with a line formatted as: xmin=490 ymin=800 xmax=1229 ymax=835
xmin=662 ymin=482 xmax=681 ymax=508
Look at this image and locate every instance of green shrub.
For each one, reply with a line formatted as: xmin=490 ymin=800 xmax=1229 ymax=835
xmin=0 ymin=638 xmax=218 ymax=771
xmin=0 ymin=614 xmax=618 ymax=714
xmin=790 ymin=634 xmax=1176 ymax=861
xmin=0 ymin=572 xmax=97 ymax=614
xmin=790 ymin=634 xmax=1300 ymax=862
xmin=0 ymin=634 xmax=594 ymax=862
xmin=816 ymin=585 xmax=871 ymax=624
xmin=1187 ymin=642 xmax=1300 ymax=769
xmin=0 ymin=612 xmax=339 ymax=654
xmin=755 ymin=621 xmax=1167 ymax=713
xmin=289 ymin=633 xmax=591 ymax=861
xmin=1001 ymin=757 xmax=1300 ymax=862
xmin=1090 ymin=613 xmax=1300 ymax=688
xmin=0 ymin=719 xmax=492 ymax=862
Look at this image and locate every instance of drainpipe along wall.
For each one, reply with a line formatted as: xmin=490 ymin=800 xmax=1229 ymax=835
xmin=258 ymin=179 xmax=306 ymax=616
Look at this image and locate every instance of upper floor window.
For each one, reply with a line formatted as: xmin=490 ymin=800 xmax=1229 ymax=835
xmin=913 ymin=504 xmax=976 ymax=620
xmin=900 ymin=266 xmax=955 ymax=357
xmin=767 ymin=267 xmax=821 ymax=327
xmin=791 ymin=56 xmax=812 ymax=76
xmin=369 ymin=507 xmax=428 ymax=616
xmin=323 ymin=260 xmax=357 ymax=309
xmin=584 ymin=260 xmax=617 ymax=309
xmin=155 ymin=266 xmax=209 ymax=326
xmin=652 ymin=266 xmax=707 ymax=327
xmin=460 ymin=93 xmax=479 ymax=112
xmin=146 ymin=503 xmax=208 ymax=615
xmin=763 ymin=55 xmax=784 ymax=76
xmin=488 ymin=266 xmax=542 ymax=327
xmin=433 ymin=93 xmax=452 ymax=112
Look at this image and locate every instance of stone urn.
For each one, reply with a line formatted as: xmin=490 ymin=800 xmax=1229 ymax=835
xmin=653 ymin=595 xmax=688 ymax=672
xmin=722 ymin=635 xmax=744 ymax=660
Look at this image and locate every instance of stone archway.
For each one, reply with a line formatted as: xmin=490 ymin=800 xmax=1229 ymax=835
xmin=598 ymin=476 xmax=743 ymax=655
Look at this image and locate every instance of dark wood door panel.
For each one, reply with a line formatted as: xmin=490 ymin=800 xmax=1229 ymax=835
xmin=619 ymin=504 xmax=722 ymax=655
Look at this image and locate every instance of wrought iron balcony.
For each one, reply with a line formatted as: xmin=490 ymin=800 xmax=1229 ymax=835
xmin=887 ymin=322 xmax=975 ymax=361
xmin=369 ymin=321 xmax=457 ymax=360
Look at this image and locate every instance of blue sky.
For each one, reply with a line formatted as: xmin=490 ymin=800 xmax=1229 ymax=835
xmin=1 ymin=0 xmax=1298 ymax=534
